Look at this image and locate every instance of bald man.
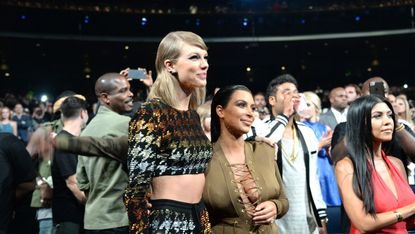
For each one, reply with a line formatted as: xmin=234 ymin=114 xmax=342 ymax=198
xmin=76 ymin=73 xmax=133 ymax=233
xmin=320 ymin=87 xmax=348 ymax=130
xmin=361 ymin=76 xmax=389 ymax=97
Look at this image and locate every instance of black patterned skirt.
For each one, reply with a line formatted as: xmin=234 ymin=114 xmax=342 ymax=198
xmin=149 ymin=199 xmax=211 ymax=234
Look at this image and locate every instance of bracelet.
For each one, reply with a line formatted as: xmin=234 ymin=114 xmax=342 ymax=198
xmin=321 ymin=217 xmax=329 ymax=224
xmin=395 ymin=123 xmax=405 ymax=132
xmin=393 ymin=210 xmax=403 ymax=222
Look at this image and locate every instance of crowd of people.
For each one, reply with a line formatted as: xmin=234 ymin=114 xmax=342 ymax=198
xmin=1 ymin=30 xmax=415 ymax=234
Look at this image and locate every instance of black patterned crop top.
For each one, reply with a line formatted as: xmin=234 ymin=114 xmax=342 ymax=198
xmin=124 ymin=98 xmax=212 ymax=233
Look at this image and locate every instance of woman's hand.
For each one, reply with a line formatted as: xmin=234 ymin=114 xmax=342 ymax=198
xmin=318 ymin=129 xmax=333 ymax=151
xmin=252 ymin=201 xmax=277 ymax=225
xmin=255 ymin=136 xmax=276 ymax=148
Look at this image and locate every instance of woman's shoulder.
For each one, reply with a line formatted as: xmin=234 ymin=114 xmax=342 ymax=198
xmin=335 ymin=156 xmax=354 ymax=173
xmin=387 ymin=156 xmax=406 ymax=175
xmin=246 ymin=141 xmax=276 ymax=159
xmin=246 ymin=141 xmax=274 ymax=151
xmin=141 ymin=98 xmax=166 ymax=109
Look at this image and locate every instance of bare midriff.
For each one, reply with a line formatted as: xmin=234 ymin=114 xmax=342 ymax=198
xmin=151 ymin=173 xmax=205 ymax=203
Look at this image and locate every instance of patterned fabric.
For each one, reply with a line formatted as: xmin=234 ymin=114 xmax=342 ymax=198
xmin=149 ymin=199 xmax=211 ymax=234
xmin=125 ymin=99 xmax=212 ymax=233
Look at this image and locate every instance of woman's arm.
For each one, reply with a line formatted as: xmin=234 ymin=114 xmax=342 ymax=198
xmin=272 ymin=159 xmax=289 ymax=218
xmin=252 ymin=160 xmax=288 ymax=224
xmin=12 ymin=121 xmax=18 ymax=136
xmin=54 ymin=134 xmax=128 ymax=163
xmin=124 ymin=103 xmax=162 ymax=233
xmin=335 ymin=157 xmax=415 ymax=233
xmin=395 ymin=125 xmax=415 ymax=161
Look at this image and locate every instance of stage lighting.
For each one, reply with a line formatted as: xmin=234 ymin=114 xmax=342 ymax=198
xmin=20 ymin=15 xmax=27 ymax=20
xmin=243 ymin=18 xmax=248 ymax=27
xmin=196 ymin=18 xmax=201 ymax=26
xmin=300 ymin=19 xmax=306 ymax=24
xmin=84 ymin=16 xmax=89 ymax=24
xmin=355 ymin=16 xmax=360 ymax=21
xmin=403 ymin=84 xmax=408 ymax=89
xmin=40 ymin=95 xmax=48 ymax=102
xmin=141 ymin=17 xmax=147 ymax=26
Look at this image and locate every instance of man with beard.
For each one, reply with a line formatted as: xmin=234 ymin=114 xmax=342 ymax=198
xmin=76 ymin=73 xmax=133 ymax=234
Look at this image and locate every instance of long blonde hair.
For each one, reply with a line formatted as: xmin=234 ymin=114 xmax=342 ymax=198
xmin=396 ymin=94 xmax=414 ymax=127
xmin=148 ymin=31 xmax=207 ymax=109
xmin=26 ymin=126 xmax=54 ymax=161
xmin=0 ymin=107 xmax=12 ymax=121
xmin=303 ymin=91 xmax=322 ymax=121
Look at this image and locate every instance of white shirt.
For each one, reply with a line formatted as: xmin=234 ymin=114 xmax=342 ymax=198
xmin=331 ymin=107 xmax=348 ymax=124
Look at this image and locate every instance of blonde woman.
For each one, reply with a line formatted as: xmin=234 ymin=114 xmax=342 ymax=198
xmin=196 ymin=100 xmax=212 ymax=141
xmin=0 ymin=107 xmax=17 ymax=136
xmin=299 ymin=91 xmax=341 ymax=208
xmin=395 ymin=94 xmax=414 ymax=131
xmin=125 ymin=31 xmax=212 ymax=233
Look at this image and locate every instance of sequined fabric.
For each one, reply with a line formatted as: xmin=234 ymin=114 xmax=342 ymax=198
xmin=148 ymin=200 xmax=211 ymax=234
xmin=125 ymin=99 xmax=212 ymax=233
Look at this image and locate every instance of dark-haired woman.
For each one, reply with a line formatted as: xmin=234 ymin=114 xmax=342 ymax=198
xmin=204 ymin=85 xmax=288 ymax=233
xmin=335 ymin=95 xmax=415 ymax=233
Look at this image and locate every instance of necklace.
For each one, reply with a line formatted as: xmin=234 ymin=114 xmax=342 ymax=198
xmin=281 ymin=126 xmax=299 ymax=162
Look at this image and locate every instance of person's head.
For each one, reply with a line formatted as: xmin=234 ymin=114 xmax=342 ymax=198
xmin=328 ymin=87 xmax=348 ymax=111
xmin=148 ymin=31 xmax=208 ymax=110
xmin=346 ymin=95 xmax=395 ymax=153
xmin=95 ymin=73 xmax=133 ymax=114
xmin=26 ymin=126 xmax=54 ymax=160
xmin=254 ymin=92 xmax=266 ymax=110
xmin=345 ymin=95 xmax=395 ymax=216
xmin=395 ymin=95 xmax=413 ymax=124
xmin=196 ymin=100 xmax=212 ymax=140
xmin=14 ymin=103 xmax=24 ymax=115
xmin=361 ymin=76 xmax=389 ymax=97
xmin=345 ymin=83 xmax=361 ymax=104
xmin=301 ymin=91 xmax=322 ymax=121
xmin=53 ymin=90 xmax=86 ymax=113
xmin=60 ymin=96 xmax=89 ymax=127
xmin=387 ymin=93 xmax=396 ymax=106
xmin=266 ymin=74 xmax=299 ymax=117
xmin=211 ymin=85 xmax=254 ymax=143
xmin=0 ymin=107 xmax=12 ymax=121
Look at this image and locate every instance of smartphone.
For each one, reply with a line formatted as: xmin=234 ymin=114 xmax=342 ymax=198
xmin=295 ymin=93 xmax=311 ymax=116
xmin=369 ymin=81 xmax=385 ymax=97
xmin=127 ymin=69 xmax=146 ymax=79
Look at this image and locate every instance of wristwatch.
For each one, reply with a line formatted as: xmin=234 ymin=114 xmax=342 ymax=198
xmin=321 ymin=217 xmax=329 ymax=224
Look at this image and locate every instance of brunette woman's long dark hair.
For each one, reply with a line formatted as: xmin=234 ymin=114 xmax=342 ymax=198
xmin=345 ymin=95 xmax=395 ymax=217
xmin=210 ymin=85 xmax=251 ymax=143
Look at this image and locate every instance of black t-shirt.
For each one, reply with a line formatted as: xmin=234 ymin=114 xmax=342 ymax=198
xmin=0 ymin=133 xmax=36 ymax=232
xmin=51 ymin=130 xmax=84 ymax=224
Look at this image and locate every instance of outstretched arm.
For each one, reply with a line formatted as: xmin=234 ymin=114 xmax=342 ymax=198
xmin=54 ymin=134 xmax=128 ymax=163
